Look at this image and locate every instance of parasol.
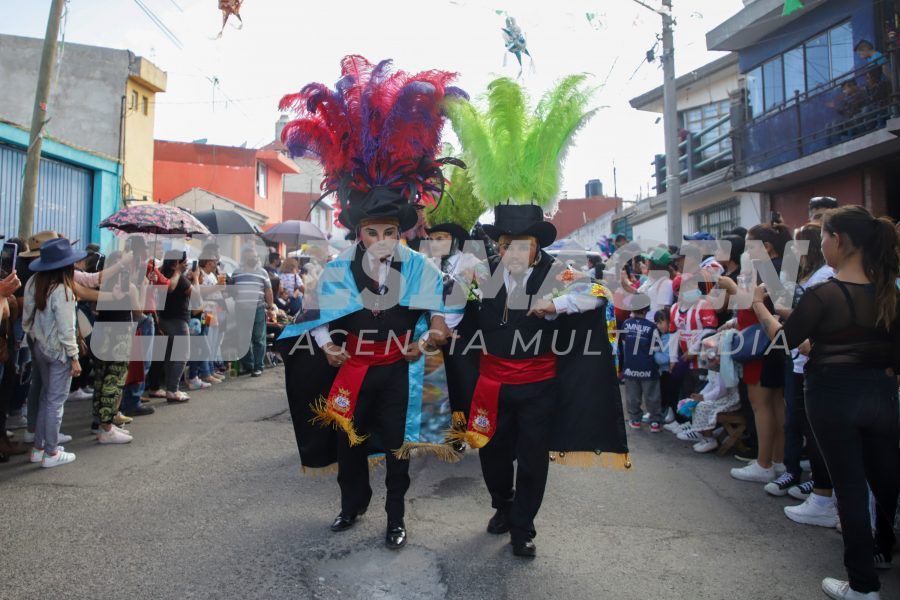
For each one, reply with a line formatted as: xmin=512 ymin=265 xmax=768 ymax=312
xmin=99 ymin=204 xmax=211 ymax=235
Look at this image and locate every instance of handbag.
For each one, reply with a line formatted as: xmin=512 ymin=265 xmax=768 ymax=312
xmin=729 ymin=323 xmax=771 ymax=363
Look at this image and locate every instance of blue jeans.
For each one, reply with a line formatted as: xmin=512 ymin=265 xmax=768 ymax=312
xmin=31 ymin=343 xmax=71 ymax=455
xmin=121 ymin=315 xmax=154 ymax=412
xmin=188 ymin=325 xmax=212 ymax=379
xmin=241 ymin=306 xmax=267 ymax=373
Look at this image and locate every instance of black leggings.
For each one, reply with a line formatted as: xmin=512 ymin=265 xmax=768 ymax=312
xmin=805 ymin=366 xmax=899 ymax=594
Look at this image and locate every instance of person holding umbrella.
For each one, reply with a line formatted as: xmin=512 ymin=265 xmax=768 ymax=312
xmin=22 ymin=239 xmax=86 ymax=468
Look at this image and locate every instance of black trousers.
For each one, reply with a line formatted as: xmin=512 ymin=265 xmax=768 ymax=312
xmin=806 ymin=366 xmax=899 ymax=594
xmin=336 ymin=360 xmax=411 ymax=522
xmin=478 ymin=377 xmax=556 ymax=544
xmin=785 ymin=372 xmax=831 ymax=488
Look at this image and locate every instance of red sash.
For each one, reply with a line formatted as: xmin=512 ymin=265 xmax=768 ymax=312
xmin=464 ymin=353 xmax=557 ymax=449
xmin=311 ymin=333 xmax=409 ymax=446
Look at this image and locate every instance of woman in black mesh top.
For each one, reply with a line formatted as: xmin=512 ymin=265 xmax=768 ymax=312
xmin=752 ymin=205 xmax=899 ymax=600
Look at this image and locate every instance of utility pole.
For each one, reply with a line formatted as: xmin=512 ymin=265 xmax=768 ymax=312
xmin=632 ymin=0 xmax=682 ymax=246
xmin=19 ymin=0 xmax=66 ymax=240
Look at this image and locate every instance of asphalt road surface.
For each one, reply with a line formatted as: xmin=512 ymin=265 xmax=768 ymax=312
xmin=1 ymin=368 xmax=897 ymax=600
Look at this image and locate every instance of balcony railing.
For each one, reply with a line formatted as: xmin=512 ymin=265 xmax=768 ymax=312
xmin=654 ymin=114 xmax=733 ymax=193
xmin=734 ymin=43 xmax=900 ymax=178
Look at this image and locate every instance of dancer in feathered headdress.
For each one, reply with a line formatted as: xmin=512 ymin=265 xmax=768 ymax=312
xmin=275 ymin=56 xmax=466 ymax=550
xmin=444 ymin=76 xmax=629 ymax=558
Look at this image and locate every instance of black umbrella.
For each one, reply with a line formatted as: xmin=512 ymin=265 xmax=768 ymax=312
xmin=193 ymin=210 xmax=260 ymax=234
xmin=262 ymin=220 xmax=327 ymax=246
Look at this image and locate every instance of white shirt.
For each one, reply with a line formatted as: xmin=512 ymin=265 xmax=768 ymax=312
xmin=637 ymin=275 xmax=674 ymax=322
xmin=311 ymin=252 xmax=393 ymax=348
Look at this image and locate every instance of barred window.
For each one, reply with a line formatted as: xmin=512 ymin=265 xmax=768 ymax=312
xmin=691 ymin=199 xmax=740 ymax=239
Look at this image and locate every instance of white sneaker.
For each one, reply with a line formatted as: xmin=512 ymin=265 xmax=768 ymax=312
xmin=6 ymin=414 xmax=26 ymax=429
xmin=41 ymin=450 xmax=76 ymax=468
xmin=30 ymin=448 xmax=44 ymax=463
xmin=641 ymin=412 xmax=650 ymax=424
xmin=663 ymin=421 xmax=682 ymax=433
xmin=730 ymin=460 xmax=776 ymax=483
xmin=97 ymin=427 xmax=133 ymax=444
xmin=68 ymin=388 xmax=93 ymax=401
xmin=822 ymin=577 xmax=880 ymax=599
xmin=663 ymin=407 xmax=675 ymax=424
xmin=112 ymin=424 xmax=131 ymax=435
xmin=187 ymin=377 xmax=211 ymax=390
xmin=784 ymin=494 xmax=838 ymax=528
xmin=773 ymin=462 xmax=786 ymax=476
xmin=693 ymin=437 xmax=719 ymax=453
xmin=23 ymin=431 xmax=34 ymax=444
xmin=57 ymin=433 xmax=72 ymax=444
xmin=82 ymin=386 xmax=94 ymax=395
xmin=677 ymin=429 xmax=704 ymax=442
xmin=788 ymin=480 xmax=814 ymax=501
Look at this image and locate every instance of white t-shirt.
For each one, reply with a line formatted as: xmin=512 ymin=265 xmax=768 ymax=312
xmin=638 ymin=275 xmax=674 ymax=322
xmin=792 ymin=264 xmax=835 ymax=374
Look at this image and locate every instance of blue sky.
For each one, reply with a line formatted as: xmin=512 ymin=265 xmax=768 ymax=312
xmin=1 ymin=0 xmax=745 ymax=201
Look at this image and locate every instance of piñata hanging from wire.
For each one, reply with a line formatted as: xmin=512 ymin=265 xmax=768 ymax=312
xmin=278 ymin=56 xmax=468 ymax=229
xmin=216 ymin=0 xmax=243 ymax=38
xmin=500 ymin=13 xmax=534 ymax=78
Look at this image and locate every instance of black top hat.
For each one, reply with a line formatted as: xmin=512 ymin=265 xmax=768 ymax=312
xmin=481 ymin=205 xmax=557 ymax=248
xmin=425 ymin=223 xmax=469 ymax=242
xmin=338 ymin=186 xmax=419 ymax=232
xmin=28 ymin=238 xmax=88 ymax=272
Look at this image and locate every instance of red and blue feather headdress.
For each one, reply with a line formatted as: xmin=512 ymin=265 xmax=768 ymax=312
xmin=279 ymin=56 xmax=467 ymax=231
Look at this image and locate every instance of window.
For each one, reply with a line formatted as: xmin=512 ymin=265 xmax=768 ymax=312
xmin=784 ymin=47 xmax=805 ymax=99
xmin=131 ymin=90 xmax=139 ymax=110
xmin=829 ymin=22 xmax=854 ymax=80
xmin=682 ymin=100 xmax=731 ymax=159
xmin=256 ymin=162 xmax=267 ymax=198
xmin=763 ymin=56 xmax=785 ymax=111
xmin=142 ymin=96 xmax=149 ymax=115
xmin=692 ymin=199 xmax=740 ymax=240
xmin=745 ymin=20 xmax=856 ymax=115
xmin=747 ymin=67 xmax=764 ymax=118
xmin=805 ymin=33 xmax=831 ymax=90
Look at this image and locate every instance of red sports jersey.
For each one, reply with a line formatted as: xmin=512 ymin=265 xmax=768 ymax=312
xmin=669 ymin=300 xmax=718 ymax=368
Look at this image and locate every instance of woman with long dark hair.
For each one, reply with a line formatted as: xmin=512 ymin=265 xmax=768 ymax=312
xmin=753 ymin=206 xmax=899 ymax=600
xmin=767 ymin=225 xmax=838 ymax=528
xmin=719 ymin=223 xmax=793 ymax=483
xmin=22 ymin=238 xmax=86 ymax=468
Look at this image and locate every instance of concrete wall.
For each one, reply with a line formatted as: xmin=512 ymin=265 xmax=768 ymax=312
xmin=123 ymin=76 xmax=160 ymax=202
xmin=0 ymin=34 xmax=130 ymax=158
xmin=568 ymin=211 xmax=615 ymax=249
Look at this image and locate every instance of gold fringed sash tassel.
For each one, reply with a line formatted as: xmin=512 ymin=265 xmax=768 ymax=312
xmin=550 ymin=451 xmax=632 ymax=470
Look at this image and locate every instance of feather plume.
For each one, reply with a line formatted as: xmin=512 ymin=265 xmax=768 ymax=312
xmin=426 ymin=159 xmax=485 ymax=232
xmin=445 ymin=75 xmax=595 ymax=208
xmin=279 ymin=56 xmax=462 ymax=218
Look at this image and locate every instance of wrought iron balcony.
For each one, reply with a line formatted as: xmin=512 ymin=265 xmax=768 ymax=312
xmin=654 ymin=114 xmax=734 ymax=193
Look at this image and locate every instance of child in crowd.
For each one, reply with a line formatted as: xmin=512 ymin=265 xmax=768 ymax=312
xmin=669 ymin=272 xmax=718 ymax=397
xmin=675 ymin=333 xmax=740 ymax=453
xmin=654 ymin=309 xmax=681 ymax=430
xmin=622 ymin=303 xmax=663 ymax=432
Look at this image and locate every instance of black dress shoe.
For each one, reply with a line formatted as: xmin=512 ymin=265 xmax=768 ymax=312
xmin=330 ymin=513 xmax=358 ymax=532
xmin=511 ymin=539 xmax=536 ymax=558
xmin=124 ymin=404 xmax=155 ymax=417
xmin=487 ymin=509 xmax=510 ymax=534
xmin=385 ymin=521 xmax=407 ymax=550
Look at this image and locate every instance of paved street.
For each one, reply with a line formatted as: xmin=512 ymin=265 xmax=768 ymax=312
xmin=1 ymin=368 xmax=897 ymax=600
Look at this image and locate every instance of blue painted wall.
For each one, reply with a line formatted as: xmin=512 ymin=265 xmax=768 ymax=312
xmin=738 ymin=0 xmax=877 ymax=72
xmin=0 ymin=121 xmax=121 ymax=248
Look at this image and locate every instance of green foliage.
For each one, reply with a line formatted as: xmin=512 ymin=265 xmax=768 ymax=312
xmin=445 ymin=75 xmax=595 ymax=207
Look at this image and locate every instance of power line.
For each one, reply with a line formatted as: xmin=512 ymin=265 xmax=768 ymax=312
xmin=132 ymin=0 xmax=183 ymax=49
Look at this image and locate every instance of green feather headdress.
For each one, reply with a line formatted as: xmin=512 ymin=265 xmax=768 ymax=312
xmin=444 ymin=75 xmax=596 ymax=209
xmin=425 ymin=155 xmax=486 ymax=232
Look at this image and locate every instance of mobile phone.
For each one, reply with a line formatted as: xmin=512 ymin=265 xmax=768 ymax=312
xmin=95 ymin=253 xmax=106 ymax=273
xmin=191 ymin=260 xmax=198 ymax=272
xmin=118 ymin=270 xmax=130 ymax=290
xmin=0 ymin=241 xmax=17 ymax=279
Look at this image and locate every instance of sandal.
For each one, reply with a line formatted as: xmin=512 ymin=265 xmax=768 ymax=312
xmin=166 ymin=391 xmax=190 ymax=403
xmin=148 ymin=389 xmax=167 ymax=399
